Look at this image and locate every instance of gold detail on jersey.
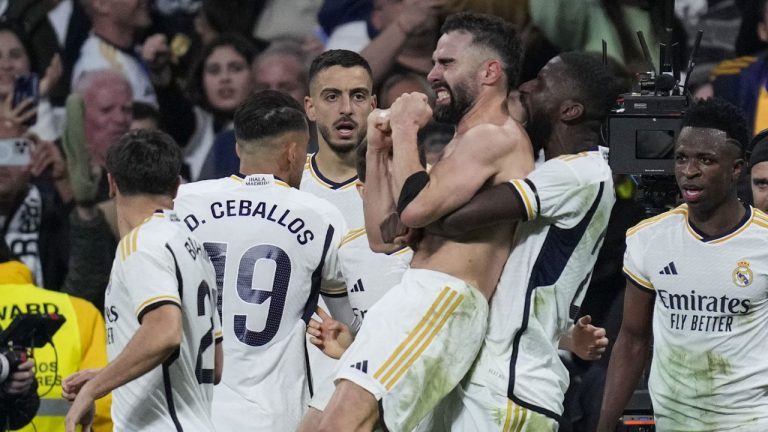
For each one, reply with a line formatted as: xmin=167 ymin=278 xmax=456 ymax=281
xmin=275 ymin=180 xmax=290 ymax=188
xmin=374 ymin=287 xmax=464 ymax=389
xmin=229 ymin=175 xmax=244 ymax=183
xmin=510 ymin=179 xmax=534 ymax=220
xmin=321 ymin=285 xmax=347 ymax=295
xmin=626 ymin=206 xmax=688 ymax=238
xmin=340 ymin=227 xmax=366 ymax=247
xmin=732 ymin=260 xmax=753 ymax=287
xmin=624 ymin=266 xmax=654 ymax=290
xmin=135 ymin=295 xmax=182 ymax=316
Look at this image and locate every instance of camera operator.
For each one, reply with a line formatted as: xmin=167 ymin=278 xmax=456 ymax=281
xmin=0 ymin=240 xmax=38 ymax=432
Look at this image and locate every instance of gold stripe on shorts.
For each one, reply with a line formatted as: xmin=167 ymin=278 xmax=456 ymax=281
xmin=503 ymin=400 xmax=529 ymax=432
xmin=373 ymin=286 xmax=464 ymax=389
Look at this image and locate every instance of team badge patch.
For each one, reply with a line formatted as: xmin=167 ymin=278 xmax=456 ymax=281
xmin=732 ymin=260 xmax=753 ymax=287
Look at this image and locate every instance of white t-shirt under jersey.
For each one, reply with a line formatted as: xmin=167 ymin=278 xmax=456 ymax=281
xmin=625 ymin=205 xmax=768 ymax=431
xmin=105 ymin=210 xmax=220 ymax=431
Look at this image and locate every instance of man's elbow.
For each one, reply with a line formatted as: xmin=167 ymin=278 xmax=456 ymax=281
xmin=399 ymin=204 xmax=432 ymax=228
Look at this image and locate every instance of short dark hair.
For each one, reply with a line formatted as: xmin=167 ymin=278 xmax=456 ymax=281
xmin=440 ymin=12 xmax=522 ymax=91
xmin=681 ymin=98 xmax=749 ymax=155
xmin=308 ymin=49 xmax=372 ymax=89
xmin=188 ymin=34 xmax=259 ymax=111
xmin=234 ymin=90 xmax=308 ymax=144
xmin=558 ymin=52 xmax=619 ymax=122
xmin=132 ymin=101 xmax=160 ymax=125
xmin=106 ymin=130 xmax=182 ymax=197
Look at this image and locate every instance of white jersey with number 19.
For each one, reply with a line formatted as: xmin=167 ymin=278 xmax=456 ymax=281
xmin=105 ymin=210 xmax=220 ymax=432
xmin=174 ymin=174 xmax=347 ymax=432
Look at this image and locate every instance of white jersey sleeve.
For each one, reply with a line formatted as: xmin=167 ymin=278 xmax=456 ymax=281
xmin=509 ymin=151 xmax=612 ymax=228
xmin=120 ymin=233 xmax=182 ymax=320
xmin=623 ymin=223 xmax=656 ymax=291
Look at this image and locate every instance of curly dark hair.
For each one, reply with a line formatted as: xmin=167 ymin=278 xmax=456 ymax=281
xmin=234 ymin=90 xmax=307 ymax=147
xmin=558 ymin=51 xmax=620 ymax=122
xmin=681 ymin=98 xmax=749 ymax=155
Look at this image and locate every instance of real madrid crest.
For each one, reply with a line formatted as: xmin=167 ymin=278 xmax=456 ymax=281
xmin=732 ymin=260 xmax=753 ymax=287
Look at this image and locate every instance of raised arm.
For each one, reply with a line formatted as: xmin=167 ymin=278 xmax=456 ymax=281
xmin=389 ymin=93 xmax=517 ymax=227
xmin=597 ymin=280 xmax=655 ymax=432
xmin=363 ymin=109 xmax=399 ymax=251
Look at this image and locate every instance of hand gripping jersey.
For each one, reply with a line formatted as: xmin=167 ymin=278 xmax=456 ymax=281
xmin=455 ymin=150 xmax=615 ymax=428
xmin=624 ymin=205 xmax=768 ymax=431
xmin=338 ymin=228 xmax=412 ymax=323
xmin=174 ymin=174 xmax=346 ymax=431
xmin=105 ymin=210 xmax=220 ymax=431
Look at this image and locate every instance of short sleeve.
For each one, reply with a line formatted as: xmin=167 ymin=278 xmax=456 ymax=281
xmin=511 ymin=157 xmax=605 ymax=228
xmin=623 ymin=229 xmax=655 ymax=292
xmin=123 ymin=243 xmax=182 ymax=322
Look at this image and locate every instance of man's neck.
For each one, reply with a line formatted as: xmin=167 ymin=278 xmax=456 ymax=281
xmin=688 ymin=195 xmax=746 ymax=238
xmin=116 ymin=195 xmax=173 ymax=237
xmin=93 ymin=21 xmax=135 ymax=50
xmin=239 ymin=161 xmax=290 ymax=183
xmin=545 ymin=125 xmax=599 ymax=160
xmin=314 ymin=141 xmax=358 ymax=182
xmin=456 ymin=91 xmax=509 ymax=135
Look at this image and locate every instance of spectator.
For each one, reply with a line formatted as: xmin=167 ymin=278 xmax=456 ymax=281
xmin=711 ymin=0 xmax=768 ymax=134
xmin=61 ymin=70 xmax=133 ymax=309
xmin=156 ymin=34 xmax=257 ymax=181
xmin=72 ymin=0 xmax=156 ymax=105
xmin=749 ymin=128 xmax=768 ymax=210
xmin=0 ymin=241 xmax=112 ymax=432
xmin=0 ymin=23 xmax=63 ymax=141
xmin=252 ymin=38 xmax=309 ymax=104
xmin=377 ymin=71 xmax=433 ymax=108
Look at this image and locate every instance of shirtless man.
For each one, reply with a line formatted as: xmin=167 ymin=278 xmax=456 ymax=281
xmin=316 ymin=12 xmax=534 ymax=432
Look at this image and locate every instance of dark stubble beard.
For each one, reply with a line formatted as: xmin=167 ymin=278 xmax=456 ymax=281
xmin=433 ymin=81 xmax=474 ymax=125
xmin=317 ymin=124 xmax=362 ymax=154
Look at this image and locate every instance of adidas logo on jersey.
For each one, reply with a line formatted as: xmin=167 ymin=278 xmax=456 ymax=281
xmin=351 ymin=279 xmax=365 ymax=293
xmin=659 ymin=261 xmax=678 ymax=275
xmin=350 ymin=360 xmax=368 ymax=373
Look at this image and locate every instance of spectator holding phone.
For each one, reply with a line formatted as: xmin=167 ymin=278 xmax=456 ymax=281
xmin=0 ymin=69 xmax=71 ymax=291
xmin=0 ymin=23 xmax=63 ymax=141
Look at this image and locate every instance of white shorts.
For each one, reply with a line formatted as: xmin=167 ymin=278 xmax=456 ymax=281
xmin=336 ymin=268 xmax=488 ymax=432
xmin=422 ymin=382 xmax=558 ymax=432
xmin=212 ymin=381 xmax=306 ymax=432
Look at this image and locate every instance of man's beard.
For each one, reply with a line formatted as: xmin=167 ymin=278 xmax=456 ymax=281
xmin=433 ymin=82 xmax=474 ymax=125
xmin=317 ymin=124 xmax=360 ymax=154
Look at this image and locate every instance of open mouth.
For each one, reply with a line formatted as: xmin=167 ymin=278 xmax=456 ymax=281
xmin=681 ymin=185 xmax=703 ymax=202
xmin=432 ymin=83 xmax=451 ymax=105
xmin=218 ymin=87 xmax=235 ymax=99
xmin=334 ymin=120 xmax=356 ymax=139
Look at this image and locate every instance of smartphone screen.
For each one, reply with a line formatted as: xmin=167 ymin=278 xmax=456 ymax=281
xmin=0 ymin=138 xmax=32 ymax=166
xmin=12 ymin=73 xmax=39 ymax=127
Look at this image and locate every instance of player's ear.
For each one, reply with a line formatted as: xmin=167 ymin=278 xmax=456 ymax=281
xmin=170 ymin=176 xmax=181 ymax=199
xmin=107 ymin=173 xmax=117 ymax=199
xmin=481 ymin=59 xmax=503 ymax=86
xmin=304 ymin=95 xmax=317 ymax=121
xmin=733 ymin=156 xmax=745 ymax=180
xmin=560 ymin=99 xmax=584 ymax=122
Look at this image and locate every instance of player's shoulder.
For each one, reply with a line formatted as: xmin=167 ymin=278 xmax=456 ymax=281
xmin=626 ymin=204 xmax=688 ymax=239
xmin=118 ymin=211 xmax=183 ymax=261
xmin=292 ymin=188 xmax=346 ymax=223
xmin=546 ymin=149 xmax=612 ymax=183
xmin=750 ymin=207 xmax=768 ymax=232
xmin=339 ymin=227 xmax=367 ymax=249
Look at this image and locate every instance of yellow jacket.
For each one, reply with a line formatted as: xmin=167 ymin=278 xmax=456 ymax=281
xmin=0 ymin=261 xmax=112 ymax=432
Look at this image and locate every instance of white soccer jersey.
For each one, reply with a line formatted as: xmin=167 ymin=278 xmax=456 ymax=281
xmin=466 ymin=149 xmax=615 ymax=421
xmin=72 ymin=34 xmax=158 ymax=105
xmin=338 ymin=228 xmax=412 ymax=322
xmin=105 ymin=210 xmax=220 ymax=431
xmin=624 ymin=205 xmax=768 ymax=431
xmin=174 ymin=174 xmax=346 ymax=431
xmin=300 ymin=153 xmax=364 ymax=229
